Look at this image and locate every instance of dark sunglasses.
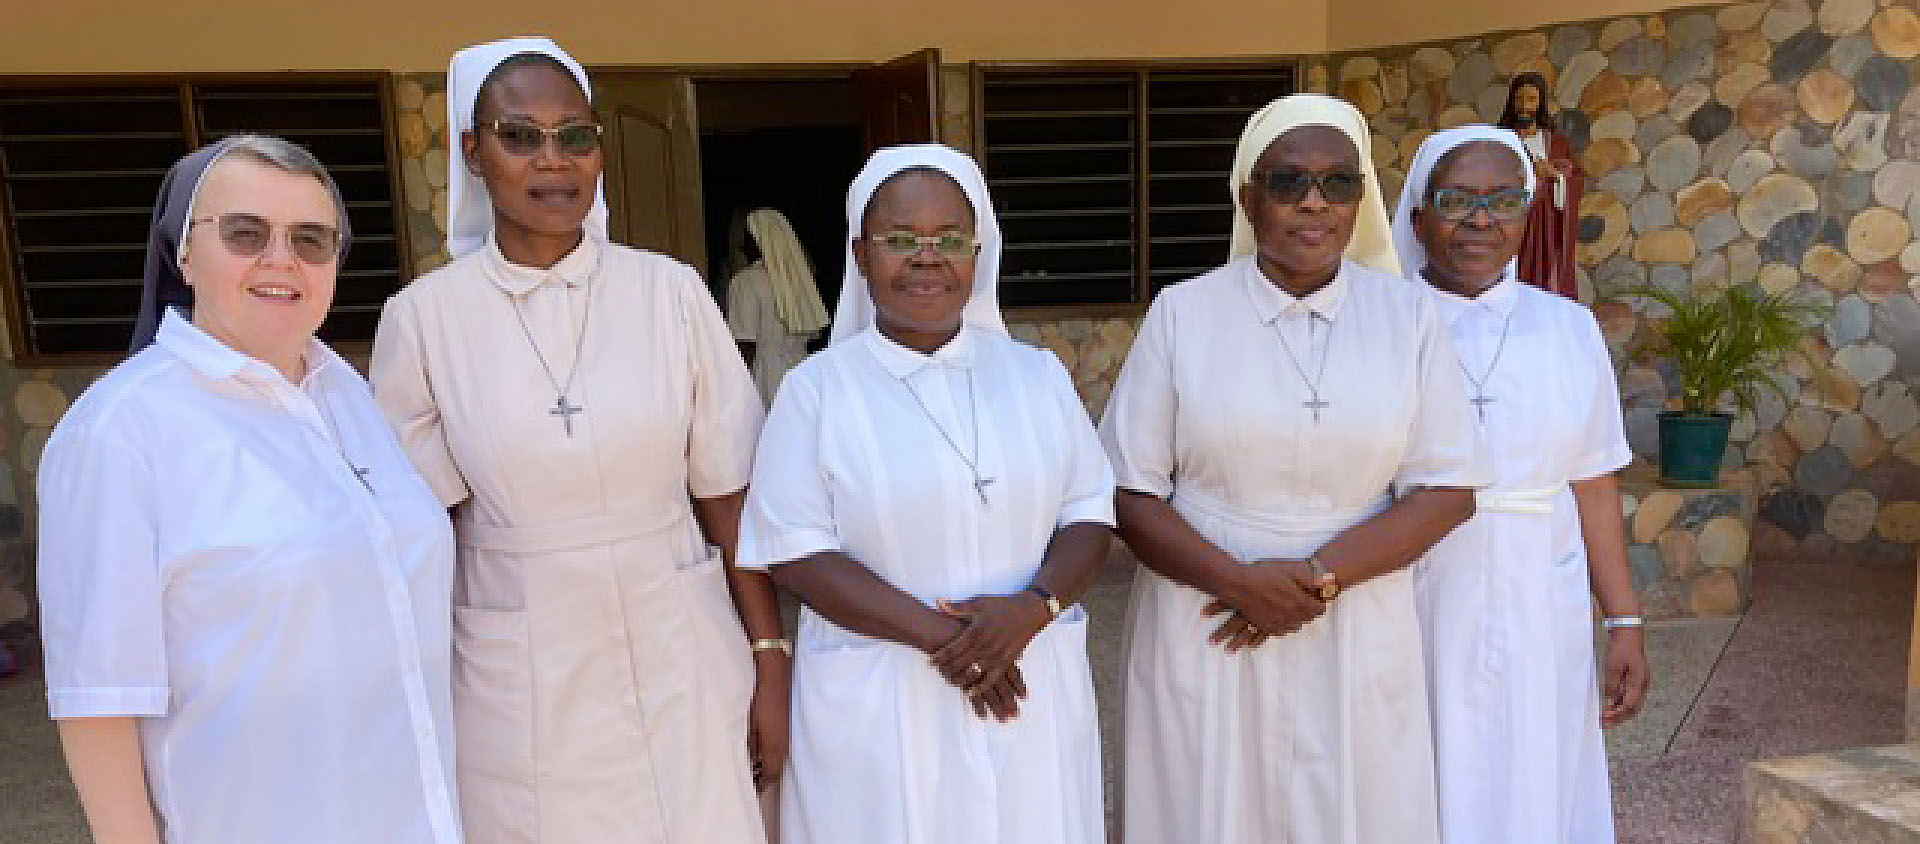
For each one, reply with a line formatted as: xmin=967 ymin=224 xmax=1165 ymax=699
xmin=190 ymin=213 xmax=340 ymax=265
xmin=484 ymin=119 xmax=604 ymax=157
xmin=1428 ymin=187 xmax=1533 ymax=223
xmin=1248 ymin=167 xmax=1366 ymax=205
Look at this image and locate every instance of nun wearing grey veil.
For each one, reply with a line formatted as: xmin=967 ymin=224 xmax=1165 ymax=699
xmin=36 ymin=135 xmax=460 ymax=844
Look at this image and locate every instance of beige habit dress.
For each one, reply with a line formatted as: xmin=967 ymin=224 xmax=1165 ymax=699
xmin=369 ymin=37 xmax=769 ymax=844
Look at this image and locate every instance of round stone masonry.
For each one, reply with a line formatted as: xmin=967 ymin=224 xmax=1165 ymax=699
xmin=1873 ymin=6 xmax=1920 ymax=59
xmin=1772 ymin=119 xmax=1838 ymax=178
xmin=1676 ymin=177 xmax=1736 ymax=226
xmin=1621 ymin=465 xmax=1760 ymax=620
xmin=1763 ymin=0 xmax=1815 ymax=43
xmin=1739 ymin=83 xmax=1799 ymax=137
xmin=1649 ymin=135 xmax=1704 ymax=191
xmin=1817 ymin=0 xmax=1875 ymax=37
xmin=1770 ymin=29 xmax=1834 ymax=84
xmin=1846 ymin=206 xmax=1911 ymax=265
xmin=1796 ymin=68 xmax=1857 ymax=125
xmin=1739 ymin=172 xmax=1820 ymax=238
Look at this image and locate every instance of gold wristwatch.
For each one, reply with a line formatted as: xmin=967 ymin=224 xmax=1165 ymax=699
xmin=1028 ymin=585 xmax=1064 ymax=618
xmin=1305 ymin=555 xmax=1340 ymax=601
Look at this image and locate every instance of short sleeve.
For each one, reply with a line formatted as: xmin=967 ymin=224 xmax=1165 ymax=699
xmin=1395 ymin=293 xmax=1494 ymax=490
xmin=1042 ymin=357 xmax=1117 ymax=529
xmin=680 ymin=268 xmax=766 ymax=498
xmin=736 ymin=365 xmax=838 ymax=568
xmin=1099 ymin=296 xmax=1178 ymax=499
xmin=369 ymin=292 xmax=471 ymax=507
xmin=726 ymin=267 xmax=765 ymax=343
xmin=37 ymin=423 xmax=169 ymax=718
xmin=1568 ymin=308 xmax=1634 ymax=481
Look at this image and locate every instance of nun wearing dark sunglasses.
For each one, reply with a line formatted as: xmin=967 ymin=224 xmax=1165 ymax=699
xmin=1101 ymin=94 xmax=1488 ymax=843
xmin=370 ymin=37 xmax=775 ymax=844
xmin=36 ymin=134 xmax=461 ymax=844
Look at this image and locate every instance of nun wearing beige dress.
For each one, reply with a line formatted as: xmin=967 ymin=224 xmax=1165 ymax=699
xmin=370 ymin=37 xmax=781 ymax=844
xmin=1101 ymin=94 xmax=1490 ymax=843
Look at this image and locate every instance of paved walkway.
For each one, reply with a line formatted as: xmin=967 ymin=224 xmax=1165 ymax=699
xmin=1 ymin=548 xmax=1908 ymax=843
xmin=1611 ymin=552 xmax=1912 ymax=843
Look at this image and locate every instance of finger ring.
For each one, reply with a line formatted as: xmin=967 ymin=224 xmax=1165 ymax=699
xmin=969 ymin=662 xmax=984 ymax=676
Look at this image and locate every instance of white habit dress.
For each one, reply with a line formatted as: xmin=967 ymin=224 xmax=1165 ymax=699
xmin=738 ymin=324 xmax=1114 ymax=844
xmin=1415 ymin=277 xmax=1631 ymax=844
xmin=1102 ymin=257 xmax=1489 ymax=844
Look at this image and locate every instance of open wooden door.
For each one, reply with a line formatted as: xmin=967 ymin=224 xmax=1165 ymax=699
xmin=594 ymin=74 xmax=707 ymax=275
xmin=853 ymin=49 xmax=942 ymax=149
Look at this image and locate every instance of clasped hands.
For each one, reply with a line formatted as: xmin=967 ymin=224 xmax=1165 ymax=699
xmin=1203 ymin=559 xmax=1327 ymax=653
xmin=922 ymin=591 xmax=1054 ymax=723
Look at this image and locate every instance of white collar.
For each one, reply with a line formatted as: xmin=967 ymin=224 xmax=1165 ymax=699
xmin=1431 ymin=274 xmax=1521 ymax=324
xmin=862 ymin=325 xmax=977 ymax=379
xmin=482 ymin=232 xmax=601 ymax=296
xmin=1244 ymin=257 xmax=1352 ymax=324
xmin=154 ymin=307 xmax=342 ymax=388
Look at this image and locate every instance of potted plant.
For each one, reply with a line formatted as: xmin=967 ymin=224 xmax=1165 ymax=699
xmin=1628 ymin=283 xmax=1828 ymax=488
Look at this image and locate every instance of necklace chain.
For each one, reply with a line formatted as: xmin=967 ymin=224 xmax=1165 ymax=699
xmin=1270 ymin=311 xmax=1336 ymax=423
xmin=899 ymin=368 xmax=993 ymax=504
xmin=506 ymin=251 xmax=599 ymax=436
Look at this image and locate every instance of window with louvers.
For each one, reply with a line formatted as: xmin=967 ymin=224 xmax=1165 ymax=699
xmin=978 ymin=65 xmax=1295 ymax=309
xmin=0 ymin=77 xmax=406 ymax=358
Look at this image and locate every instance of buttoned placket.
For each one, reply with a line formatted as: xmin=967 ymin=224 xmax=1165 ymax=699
xmin=235 ymin=366 xmax=462 ymax=843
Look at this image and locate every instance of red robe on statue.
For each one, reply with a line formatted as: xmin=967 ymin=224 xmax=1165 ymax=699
xmin=1517 ymin=130 xmax=1584 ymax=300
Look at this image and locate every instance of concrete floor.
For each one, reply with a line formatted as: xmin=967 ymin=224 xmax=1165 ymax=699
xmin=1 ymin=547 xmax=1906 ymax=843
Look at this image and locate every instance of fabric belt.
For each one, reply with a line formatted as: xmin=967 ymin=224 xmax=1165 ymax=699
xmin=457 ymin=506 xmax=682 ymax=554
xmin=1474 ymin=485 xmax=1566 ymax=515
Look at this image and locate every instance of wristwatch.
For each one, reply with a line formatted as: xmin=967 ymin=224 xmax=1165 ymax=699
xmin=1304 ymin=555 xmax=1341 ymax=601
xmin=1028 ymin=585 xmax=1064 ymax=619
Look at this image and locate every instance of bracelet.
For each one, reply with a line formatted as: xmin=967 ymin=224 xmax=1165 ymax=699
xmin=1602 ymin=615 xmax=1644 ymax=630
xmin=749 ymin=638 xmax=793 ymax=656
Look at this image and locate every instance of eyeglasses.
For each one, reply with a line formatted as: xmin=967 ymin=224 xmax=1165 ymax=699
xmin=483 ymin=119 xmax=603 ymax=157
xmin=866 ymin=230 xmax=980 ymax=258
xmin=1248 ymin=167 xmax=1366 ymax=205
xmin=190 ymin=213 xmax=340 ymax=265
xmin=1427 ymin=187 xmax=1533 ymax=223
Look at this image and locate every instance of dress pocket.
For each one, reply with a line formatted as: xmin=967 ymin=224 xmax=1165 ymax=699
xmin=451 ymin=606 xmax=538 ymax=843
xmin=676 ymin=547 xmax=754 ymax=708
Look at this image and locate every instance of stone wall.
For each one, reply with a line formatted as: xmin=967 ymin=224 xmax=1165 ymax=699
xmin=1330 ymin=0 xmax=1920 ymax=564
xmin=0 ymin=367 xmax=103 ymax=651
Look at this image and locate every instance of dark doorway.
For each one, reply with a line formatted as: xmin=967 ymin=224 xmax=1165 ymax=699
xmin=696 ymin=79 xmax=864 ymax=317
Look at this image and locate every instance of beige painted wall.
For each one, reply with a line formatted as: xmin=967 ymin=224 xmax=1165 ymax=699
xmin=1327 ymin=0 xmax=1721 ymax=50
xmin=6 ymin=0 xmax=1326 ymax=73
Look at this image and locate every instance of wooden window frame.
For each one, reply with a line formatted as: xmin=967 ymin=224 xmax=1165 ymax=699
xmin=0 ymin=71 xmax=412 ymax=366
xmin=970 ymin=57 xmax=1301 ymax=322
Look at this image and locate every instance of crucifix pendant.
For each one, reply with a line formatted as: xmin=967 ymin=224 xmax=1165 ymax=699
xmin=1470 ymin=393 xmax=1495 ymax=423
xmin=974 ymin=477 xmax=996 ymax=504
xmin=550 ymin=395 xmax=585 ymax=436
xmin=1304 ymin=397 xmax=1330 ymax=423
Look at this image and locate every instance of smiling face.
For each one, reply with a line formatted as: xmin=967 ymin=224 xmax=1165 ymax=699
xmin=463 ymin=59 xmax=601 ymax=247
xmin=1238 ymin=125 xmax=1363 ymax=289
xmin=180 ymin=155 xmax=339 ymax=368
xmin=1414 ymin=141 xmax=1529 ymax=294
xmin=854 ymin=169 xmax=977 ymax=349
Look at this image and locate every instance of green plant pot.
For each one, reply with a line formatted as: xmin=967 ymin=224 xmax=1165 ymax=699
xmin=1658 ymin=411 xmax=1733 ymax=488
